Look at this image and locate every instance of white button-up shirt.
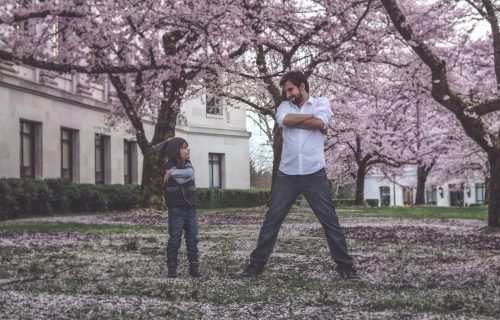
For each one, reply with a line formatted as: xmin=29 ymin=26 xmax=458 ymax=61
xmin=276 ymin=96 xmax=333 ymax=175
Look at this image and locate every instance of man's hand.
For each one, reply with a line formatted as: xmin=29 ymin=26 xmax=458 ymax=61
xmin=164 ymin=170 xmax=172 ymax=183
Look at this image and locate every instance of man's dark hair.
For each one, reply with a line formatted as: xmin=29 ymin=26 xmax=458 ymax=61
xmin=279 ymin=71 xmax=309 ymax=93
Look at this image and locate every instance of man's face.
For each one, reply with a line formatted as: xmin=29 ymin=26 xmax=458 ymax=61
xmin=282 ymin=80 xmax=306 ymax=106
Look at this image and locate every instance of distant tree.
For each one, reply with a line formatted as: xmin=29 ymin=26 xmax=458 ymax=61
xmin=380 ymin=0 xmax=500 ymax=227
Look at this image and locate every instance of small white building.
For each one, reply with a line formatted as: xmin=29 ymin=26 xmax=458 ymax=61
xmin=0 ymin=60 xmax=251 ymax=189
xmin=364 ymin=167 xmax=486 ymax=207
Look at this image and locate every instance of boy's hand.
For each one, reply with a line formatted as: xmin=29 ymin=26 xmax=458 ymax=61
xmin=164 ymin=170 xmax=172 ymax=183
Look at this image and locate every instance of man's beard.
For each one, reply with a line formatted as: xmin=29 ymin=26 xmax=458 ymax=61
xmin=291 ymin=93 xmax=303 ymax=106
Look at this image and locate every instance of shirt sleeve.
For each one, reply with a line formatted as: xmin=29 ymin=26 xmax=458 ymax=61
xmin=276 ymin=102 xmax=290 ymax=128
xmin=314 ymin=97 xmax=333 ymax=129
xmin=170 ymin=163 xmax=195 ymax=184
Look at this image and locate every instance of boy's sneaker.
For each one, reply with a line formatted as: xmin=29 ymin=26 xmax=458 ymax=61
xmin=240 ymin=263 xmax=265 ymax=277
xmin=337 ymin=266 xmax=360 ymax=281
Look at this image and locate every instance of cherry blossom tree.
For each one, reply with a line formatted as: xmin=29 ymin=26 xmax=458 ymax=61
xmin=221 ymin=0 xmax=376 ymax=187
xmin=0 ymin=0 xmax=247 ymax=202
xmin=380 ymin=0 xmax=500 ymax=227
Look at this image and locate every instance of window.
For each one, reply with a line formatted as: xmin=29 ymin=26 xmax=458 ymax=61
xmin=426 ymin=187 xmax=437 ymax=205
xmin=449 ymin=184 xmax=463 ymax=207
xmin=402 ymin=187 xmax=413 ymax=205
xmin=95 ymin=134 xmax=105 ymax=184
xmin=379 ymin=186 xmax=390 ymax=207
xmin=14 ymin=1 xmax=32 ymax=32
xmin=61 ymin=128 xmax=73 ymax=180
xmin=206 ymin=93 xmax=223 ymax=116
xmin=124 ymin=140 xmax=138 ymax=184
xmin=95 ymin=134 xmax=110 ymax=184
xmin=209 ymin=153 xmax=224 ymax=188
xmin=20 ymin=121 xmax=35 ymax=178
xmin=124 ymin=140 xmax=132 ymax=184
xmin=20 ymin=120 xmax=42 ymax=178
xmin=475 ymin=183 xmax=485 ymax=204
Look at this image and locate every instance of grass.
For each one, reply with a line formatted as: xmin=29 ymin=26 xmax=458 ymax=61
xmin=0 ymin=221 xmax=163 ymax=234
xmin=347 ymin=206 xmax=488 ymax=220
xmin=0 ymin=208 xmax=498 ymax=319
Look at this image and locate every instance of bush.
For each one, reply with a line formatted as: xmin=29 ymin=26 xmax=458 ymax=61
xmin=468 ymin=203 xmax=486 ymax=208
xmin=0 ymin=180 xmax=15 ymax=220
xmin=197 ymin=188 xmax=270 ymax=209
xmin=4 ymin=178 xmax=53 ymax=218
xmin=101 ymin=184 xmax=140 ymax=211
xmin=0 ymin=178 xmax=271 ymax=220
xmin=45 ymin=179 xmax=76 ymax=212
xmin=0 ymin=178 xmax=141 ymax=220
xmin=333 ymin=199 xmax=356 ymax=207
xmin=365 ymin=199 xmax=379 ymax=207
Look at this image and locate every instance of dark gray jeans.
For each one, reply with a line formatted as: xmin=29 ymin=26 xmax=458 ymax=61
xmin=166 ymin=206 xmax=199 ymax=265
xmin=250 ymin=168 xmax=354 ymax=268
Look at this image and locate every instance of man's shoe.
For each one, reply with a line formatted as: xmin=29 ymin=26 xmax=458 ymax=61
xmin=337 ymin=266 xmax=360 ymax=281
xmin=189 ymin=262 xmax=201 ymax=278
xmin=167 ymin=263 xmax=178 ymax=278
xmin=240 ymin=263 xmax=265 ymax=277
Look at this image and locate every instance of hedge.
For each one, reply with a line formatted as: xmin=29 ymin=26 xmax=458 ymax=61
xmin=0 ymin=178 xmax=272 ymax=220
xmin=365 ymin=199 xmax=379 ymax=207
xmin=0 ymin=178 xmax=140 ymax=220
xmin=197 ymin=188 xmax=270 ymax=209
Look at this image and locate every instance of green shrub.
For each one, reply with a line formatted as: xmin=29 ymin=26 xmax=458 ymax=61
xmin=0 ymin=178 xmax=270 ymax=220
xmin=0 ymin=178 xmax=141 ymax=220
xmin=468 ymin=203 xmax=486 ymax=208
xmin=333 ymin=199 xmax=356 ymax=207
xmin=101 ymin=184 xmax=139 ymax=211
xmin=365 ymin=199 xmax=379 ymax=207
xmin=6 ymin=178 xmax=53 ymax=217
xmin=0 ymin=179 xmax=15 ymax=220
xmin=72 ymin=184 xmax=108 ymax=212
xmin=196 ymin=188 xmax=270 ymax=209
xmin=45 ymin=178 xmax=75 ymax=212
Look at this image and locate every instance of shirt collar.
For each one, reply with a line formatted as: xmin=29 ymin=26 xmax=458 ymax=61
xmin=290 ymin=95 xmax=314 ymax=108
xmin=304 ymin=95 xmax=315 ymax=105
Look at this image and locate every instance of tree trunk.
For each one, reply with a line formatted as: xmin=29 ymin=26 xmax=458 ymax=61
xmin=139 ymin=148 xmax=164 ymax=208
xmin=415 ymin=164 xmax=431 ymax=205
xmin=138 ymin=104 xmax=179 ymax=208
xmin=487 ymin=151 xmax=500 ymax=227
xmin=354 ymin=164 xmax=366 ymax=206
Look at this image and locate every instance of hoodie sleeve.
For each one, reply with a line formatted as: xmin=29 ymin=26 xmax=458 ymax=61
xmin=170 ymin=161 xmax=195 ymax=184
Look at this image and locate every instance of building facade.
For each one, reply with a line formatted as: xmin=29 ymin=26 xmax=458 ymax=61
xmin=0 ymin=61 xmax=251 ymax=189
xmin=364 ymin=167 xmax=486 ymax=207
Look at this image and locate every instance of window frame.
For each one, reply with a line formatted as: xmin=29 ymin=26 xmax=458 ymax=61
xmin=475 ymin=183 xmax=485 ymax=204
xmin=209 ymin=153 xmax=223 ymax=188
xmin=20 ymin=120 xmax=36 ymax=178
xmin=95 ymin=134 xmax=105 ymax=184
xmin=61 ymin=128 xmax=74 ymax=181
xmin=206 ymin=93 xmax=223 ymax=116
xmin=426 ymin=187 xmax=437 ymax=205
xmin=124 ymin=140 xmax=133 ymax=184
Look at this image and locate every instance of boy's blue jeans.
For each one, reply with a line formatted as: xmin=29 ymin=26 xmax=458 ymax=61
xmin=250 ymin=168 xmax=354 ymax=268
xmin=166 ymin=206 xmax=199 ymax=265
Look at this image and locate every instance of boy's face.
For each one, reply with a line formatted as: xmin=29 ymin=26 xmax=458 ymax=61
xmin=180 ymin=143 xmax=190 ymax=161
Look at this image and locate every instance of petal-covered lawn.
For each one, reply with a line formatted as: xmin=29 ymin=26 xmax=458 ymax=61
xmin=0 ymin=208 xmax=499 ymax=319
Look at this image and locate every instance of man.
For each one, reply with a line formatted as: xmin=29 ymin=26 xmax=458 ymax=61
xmin=241 ymin=71 xmax=359 ymax=280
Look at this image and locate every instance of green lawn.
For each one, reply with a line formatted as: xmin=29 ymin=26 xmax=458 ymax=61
xmin=344 ymin=206 xmax=488 ymax=220
xmin=0 ymin=208 xmax=498 ymax=319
